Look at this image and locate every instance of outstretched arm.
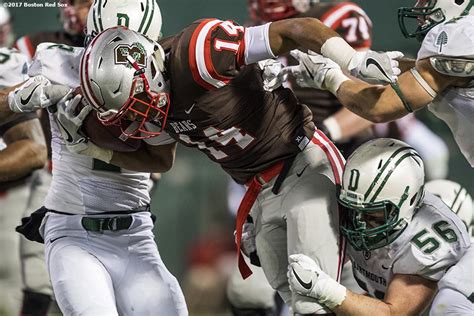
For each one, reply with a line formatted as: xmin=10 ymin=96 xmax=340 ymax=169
xmin=335 ymin=58 xmax=467 ymax=122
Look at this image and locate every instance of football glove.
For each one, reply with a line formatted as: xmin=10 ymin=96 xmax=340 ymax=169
xmin=8 ymin=75 xmax=71 ymax=112
xmin=348 ymin=50 xmax=404 ymax=84
xmin=285 ymin=50 xmax=349 ymax=95
xmin=54 ymin=93 xmax=113 ymax=163
xmin=288 ymin=254 xmax=346 ymax=310
xmin=234 ymin=216 xmax=261 ymax=267
xmin=259 ymin=59 xmax=288 ymax=92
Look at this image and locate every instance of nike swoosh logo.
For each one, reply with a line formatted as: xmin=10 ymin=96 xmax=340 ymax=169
xmin=184 ymin=103 xmax=196 ymax=115
xmin=365 ymin=58 xmax=390 ymax=81
xmin=20 ymin=84 xmax=40 ymax=105
xmin=296 ymin=164 xmax=310 ymax=177
xmin=50 ymin=236 xmax=67 ymax=243
xmin=57 ymin=119 xmax=74 ymax=143
xmin=382 ymin=265 xmax=389 ymax=270
xmin=292 ymin=267 xmax=313 ymax=290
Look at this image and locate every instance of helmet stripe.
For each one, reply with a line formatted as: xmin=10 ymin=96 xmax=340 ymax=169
xmin=451 ymin=187 xmax=467 ymax=214
xmin=97 ymin=0 xmax=104 ymax=32
xmin=138 ymin=0 xmax=150 ymax=34
xmin=369 ymin=151 xmax=422 ymax=203
xmin=92 ymin=2 xmax=99 ymax=33
xmin=143 ymin=0 xmax=156 ymax=37
xmin=363 ymin=146 xmax=417 ymax=201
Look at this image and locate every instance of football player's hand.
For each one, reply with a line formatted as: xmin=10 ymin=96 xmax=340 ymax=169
xmin=55 ymin=93 xmax=91 ymax=153
xmin=55 ymin=93 xmax=113 ymax=163
xmin=234 ymin=216 xmax=261 ymax=267
xmin=259 ymin=59 xmax=288 ymax=92
xmin=348 ymin=50 xmax=404 ymax=84
xmin=285 ymin=50 xmax=349 ymax=95
xmin=288 ymin=254 xmax=346 ymax=309
xmin=8 ymin=75 xmax=71 ymax=112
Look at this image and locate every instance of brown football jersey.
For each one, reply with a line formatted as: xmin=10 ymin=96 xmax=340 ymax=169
xmin=290 ymin=1 xmax=373 ymax=123
xmin=161 ymin=19 xmax=315 ymax=184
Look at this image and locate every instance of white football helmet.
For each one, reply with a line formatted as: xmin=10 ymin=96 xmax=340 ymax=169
xmin=399 ymin=0 xmax=474 ymax=39
xmin=80 ymin=27 xmax=169 ymax=139
xmin=86 ymin=0 xmax=162 ymax=42
xmin=339 ymin=138 xmax=425 ymax=251
xmin=426 ymin=179 xmax=473 ymax=235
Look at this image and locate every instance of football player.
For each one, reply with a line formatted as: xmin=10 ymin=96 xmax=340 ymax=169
xmin=285 ymin=0 xmax=474 ymax=167
xmin=426 ymin=179 xmax=473 ymax=316
xmin=288 ymin=138 xmax=470 ymax=315
xmin=13 ymin=1 xmax=187 ymax=315
xmin=0 ymin=47 xmax=48 ymax=315
xmin=62 ymin=12 xmax=402 ymax=312
xmin=228 ymin=1 xmax=373 ymax=314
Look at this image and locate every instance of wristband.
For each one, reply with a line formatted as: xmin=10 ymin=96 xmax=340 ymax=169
xmin=321 ymin=37 xmax=356 ymax=71
xmin=323 ymin=117 xmax=343 ymax=142
xmin=317 ymin=278 xmax=347 ymax=310
xmin=83 ymin=142 xmax=113 ymax=164
xmin=324 ymin=68 xmax=350 ymax=96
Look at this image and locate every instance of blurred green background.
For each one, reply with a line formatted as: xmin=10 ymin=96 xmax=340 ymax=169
xmin=9 ymin=0 xmax=473 ymax=289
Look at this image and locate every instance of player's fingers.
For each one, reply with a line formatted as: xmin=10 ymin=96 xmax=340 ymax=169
xmin=387 ymin=51 xmax=404 ymax=60
xmin=65 ymin=94 xmax=82 ymax=115
xmin=289 ymin=49 xmax=305 ymax=61
xmin=76 ymin=103 xmax=93 ymax=121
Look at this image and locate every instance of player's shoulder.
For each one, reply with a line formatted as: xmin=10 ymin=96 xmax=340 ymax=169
xmin=0 ymin=47 xmax=28 ymax=88
xmin=391 ymin=192 xmax=470 ymax=280
xmin=418 ymin=16 xmax=474 ymax=60
xmin=438 ymin=246 xmax=474 ymax=295
xmin=28 ymin=42 xmax=84 ymax=87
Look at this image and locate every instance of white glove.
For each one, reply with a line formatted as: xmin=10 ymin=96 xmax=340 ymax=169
xmin=240 ymin=221 xmax=257 ymax=257
xmin=8 ymin=75 xmax=71 ymax=112
xmin=259 ymin=59 xmax=288 ymax=92
xmin=55 ymin=93 xmax=113 ymax=163
xmin=348 ymin=50 xmax=404 ymax=84
xmin=288 ymin=254 xmax=346 ymax=310
xmin=285 ymin=50 xmax=349 ymax=95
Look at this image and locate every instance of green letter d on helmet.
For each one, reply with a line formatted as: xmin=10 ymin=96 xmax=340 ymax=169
xmin=85 ymin=0 xmax=163 ymax=45
xmin=338 ymin=139 xmax=425 ymax=252
xmin=398 ymin=0 xmax=474 ymax=40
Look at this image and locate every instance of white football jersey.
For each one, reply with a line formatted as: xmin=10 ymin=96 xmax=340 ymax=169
xmin=417 ymin=16 xmax=474 ymax=167
xmin=348 ymin=193 xmax=470 ymax=299
xmin=437 ymin=246 xmax=474 ymax=299
xmin=28 ymin=44 xmax=169 ymax=214
xmin=0 ymin=47 xmax=28 ymax=88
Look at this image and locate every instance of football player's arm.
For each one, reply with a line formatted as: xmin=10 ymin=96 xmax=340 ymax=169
xmin=334 ymin=58 xmax=468 ymax=123
xmin=268 ymin=18 xmax=340 ymax=57
xmin=322 ymin=107 xmax=374 ymax=142
xmin=0 ymin=84 xmax=22 ymax=125
xmin=109 ymin=142 xmax=177 ymax=173
xmin=334 ymin=274 xmax=437 ymax=316
xmin=0 ymin=118 xmax=47 ymax=182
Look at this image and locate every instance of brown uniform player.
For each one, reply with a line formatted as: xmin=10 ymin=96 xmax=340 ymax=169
xmin=65 ymin=16 xmax=401 ymax=313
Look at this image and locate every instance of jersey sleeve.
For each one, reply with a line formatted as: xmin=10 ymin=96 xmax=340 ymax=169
xmin=418 ymin=16 xmax=474 ymax=61
xmin=319 ymin=2 xmax=372 ymax=50
xmin=187 ymin=19 xmax=246 ymax=90
xmin=0 ymin=47 xmax=28 ymax=88
xmin=28 ymin=43 xmax=84 ymax=88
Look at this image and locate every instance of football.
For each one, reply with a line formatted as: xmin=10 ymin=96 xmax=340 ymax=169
xmin=77 ymin=100 xmax=142 ymax=152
